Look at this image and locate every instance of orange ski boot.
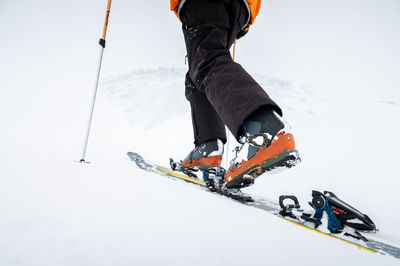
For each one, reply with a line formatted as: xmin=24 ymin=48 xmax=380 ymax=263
xmin=223 ymin=108 xmax=300 ymax=189
xmin=182 ymin=139 xmax=224 ymax=170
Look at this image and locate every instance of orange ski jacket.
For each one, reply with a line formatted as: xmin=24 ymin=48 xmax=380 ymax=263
xmin=170 ymin=0 xmax=261 ymax=26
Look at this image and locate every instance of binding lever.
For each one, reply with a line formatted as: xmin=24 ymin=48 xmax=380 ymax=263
xmin=323 ymin=190 xmax=376 ymax=232
xmin=170 ymin=158 xmax=198 ymax=178
xmin=310 ymin=190 xmax=344 ymax=233
xmin=279 ymin=195 xmax=301 ymax=219
xmin=202 ymin=167 xmax=226 ymax=192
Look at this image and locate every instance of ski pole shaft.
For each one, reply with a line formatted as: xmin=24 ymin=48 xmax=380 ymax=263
xmin=100 ymin=0 xmax=112 ymax=47
xmin=80 ymin=0 xmax=112 ymax=163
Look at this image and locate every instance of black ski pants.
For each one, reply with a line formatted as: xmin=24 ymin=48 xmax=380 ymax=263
xmin=181 ymin=0 xmax=282 ymax=145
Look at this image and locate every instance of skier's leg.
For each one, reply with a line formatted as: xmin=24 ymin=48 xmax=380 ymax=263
xmin=185 ymin=73 xmax=226 ymax=146
xmin=180 ymin=74 xmax=225 ymax=170
xmin=180 ymin=0 xmax=300 ymax=188
xmin=181 ymin=0 xmax=282 ymax=140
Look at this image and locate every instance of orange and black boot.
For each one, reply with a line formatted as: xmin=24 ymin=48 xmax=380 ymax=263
xmin=223 ymin=107 xmax=300 ymax=190
xmin=181 ymin=139 xmax=224 ymax=170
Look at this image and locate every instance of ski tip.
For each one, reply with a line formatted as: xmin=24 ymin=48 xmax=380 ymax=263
xmin=127 ymin=151 xmax=144 ymax=161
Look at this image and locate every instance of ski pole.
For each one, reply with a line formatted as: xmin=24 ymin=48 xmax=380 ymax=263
xmin=80 ymin=0 xmax=112 ymax=163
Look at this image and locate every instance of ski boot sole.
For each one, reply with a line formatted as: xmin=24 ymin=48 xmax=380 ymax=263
xmin=224 ymin=149 xmax=301 ymax=189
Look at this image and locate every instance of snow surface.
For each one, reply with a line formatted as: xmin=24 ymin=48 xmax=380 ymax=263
xmin=1 ymin=67 xmax=399 ymax=265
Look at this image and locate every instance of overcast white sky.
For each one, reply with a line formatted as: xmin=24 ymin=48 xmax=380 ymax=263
xmin=0 ymin=0 xmax=399 ymax=113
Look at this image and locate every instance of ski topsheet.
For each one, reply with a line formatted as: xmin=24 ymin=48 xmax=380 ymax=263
xmin=127 ymin=151 xmax=400 ymax=260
